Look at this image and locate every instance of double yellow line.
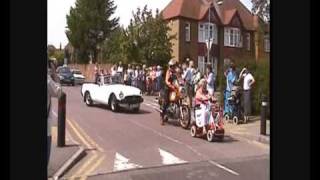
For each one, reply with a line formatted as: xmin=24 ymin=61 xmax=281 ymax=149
xmin=66 ymin=118 xmax=105 ymax=180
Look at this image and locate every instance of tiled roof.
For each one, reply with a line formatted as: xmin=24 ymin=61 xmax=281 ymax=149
xmin=162 ymin=0 xmax=257 ymax=30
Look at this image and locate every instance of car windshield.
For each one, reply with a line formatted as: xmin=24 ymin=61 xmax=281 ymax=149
xmin=59 ymin=67 xmax=71 ymax=74
xmin=103 ymin=75 xmax=122 ymax=85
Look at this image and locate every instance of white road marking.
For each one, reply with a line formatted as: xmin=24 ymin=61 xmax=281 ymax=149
xmin=127 ymin=119 xmax=240 ymax=176
xmin=113 ymin=153 xmax=142 ymax=171
xmin=208 ymin=160 xmax=240 ymax=176
xmin=158 ymin=148 xmax=187 ymax=165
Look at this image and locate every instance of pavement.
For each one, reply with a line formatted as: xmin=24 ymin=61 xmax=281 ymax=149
xmin=48 ymin=107 xmax=86 ymax=179
xmin=49 ymin=86 xmax=269 ymax=180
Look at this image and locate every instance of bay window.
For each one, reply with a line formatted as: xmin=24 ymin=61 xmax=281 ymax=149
xmin=224 ymin=27 xmax=242 ymax=47
xmin=198 ymin=23 xmax=218 ymax=44
xmin=185 ymin=22 xmax=190 ymax=42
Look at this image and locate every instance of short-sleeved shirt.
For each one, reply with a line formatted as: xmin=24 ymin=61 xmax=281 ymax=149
xmin=243 ymin=73 xmax=254 ymax=90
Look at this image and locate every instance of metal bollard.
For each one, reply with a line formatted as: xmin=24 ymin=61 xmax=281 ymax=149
xmin=260 ymin=94 xmax=268 ymax=135
xmin=57 ymin=92 xmax=66 ymax=147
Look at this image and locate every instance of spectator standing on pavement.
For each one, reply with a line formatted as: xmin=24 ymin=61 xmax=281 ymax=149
xmin=111 ymin=65 xmax=118 ymax=76
xmin=150 ymin=66 xmax=157 ymax=93
xmin=47 ymin=58 xmax=62 ymax=165
xmin=182 ymin=62 xmax=193 ymax=106
xmin=131 ymin=66 xmax=138 ymax=87
xmin=123 ymin=71 xmax=129 ymax=85
xmin=117 ymin=61 xmax=124 ymax=77
xmin=224 ymin=62 xmax=237 ymax=115
xmin=135 ymin=65 xmax=141 ymax=89
xmin=127 ymin=64 xmax=134 ymax=86
xmin=94 ymin=62 xmax=99 ymax=83
xmin=156 ymin=65 xmax=163 ymax=92
xmin=141 ymin=64 xmax=147 ymax=92
xmin=206 ymin=65 xmax=215 ymax=96
xmin=239 ymin=67 xmax=255 ymax=120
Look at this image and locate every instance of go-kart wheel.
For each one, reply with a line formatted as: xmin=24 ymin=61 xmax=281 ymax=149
xmin=233 ymin=116 xmax=239 ymax=125
xmin=190 ymin=125 xmax=197 ymax=137
xmin=207 ymin=130 xmax=214 ymax=142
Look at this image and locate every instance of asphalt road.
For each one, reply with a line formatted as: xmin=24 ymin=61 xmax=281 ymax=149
xmin=51 ymin=86 xmax=269 ymax=180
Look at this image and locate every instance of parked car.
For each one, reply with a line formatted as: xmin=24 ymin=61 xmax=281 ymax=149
xmin=71 ymin=69 xmax=85 ymax=85
xmin=81 ymin=75 xmax=143 ymax=112
xmin=56 ymin=66 xmax=75 ymax=86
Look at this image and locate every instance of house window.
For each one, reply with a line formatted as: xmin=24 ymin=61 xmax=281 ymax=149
xmin=198 ymin=56 xmax=205 ymax=74
xmin=246 ymin=33 xmax=251 ymax=51
xmin=185 ymin=22 xmax=191 ymax=42
xmin=198 ymin=23 xmax=218 ymax=44
xmin=224 ymin=27 xmax=242 ymax=47
xmin=264 ymin=34 xmax=270 ymax=52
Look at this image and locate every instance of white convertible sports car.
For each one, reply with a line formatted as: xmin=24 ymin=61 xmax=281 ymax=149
xmin=81 ymin=75 xmax=143 ymax=112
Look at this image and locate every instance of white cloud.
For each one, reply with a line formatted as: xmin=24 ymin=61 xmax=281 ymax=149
xmin=48 ymin=0 xmax=252 ymax=48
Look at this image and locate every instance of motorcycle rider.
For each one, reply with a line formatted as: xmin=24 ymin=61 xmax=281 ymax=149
xmin=160 ymin=59 xmax=178 ymax=125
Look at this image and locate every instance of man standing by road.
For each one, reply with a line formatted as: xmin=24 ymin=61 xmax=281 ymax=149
xmin=239 ymin=67 xmax=255 ymax=121
xmin=47 ymin=57 xmax=62 ymax=166
xmin=182 ymin=61 xmax=195 ymax=107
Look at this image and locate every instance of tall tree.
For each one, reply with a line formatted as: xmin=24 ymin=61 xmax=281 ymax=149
xmin=125 ymin=6 xmax=175 ymax=66
xmin=66 ymin=0 xmax=119 ymax=63
xmin=251 ymin=0 xmax=270 ymax=22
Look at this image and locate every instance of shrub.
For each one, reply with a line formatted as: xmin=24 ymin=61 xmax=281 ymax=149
xmin=216 ymin=57 xmax=270 ymax=115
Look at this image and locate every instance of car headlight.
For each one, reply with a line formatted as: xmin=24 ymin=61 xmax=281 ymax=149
xmin=59 ymin=75 xmax=64 ymax=79
xmin=119 ymin=91 xmax=124 ymax=99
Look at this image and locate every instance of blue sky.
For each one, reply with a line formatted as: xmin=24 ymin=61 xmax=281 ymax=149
xmin=48 ymin=0 xmax=252 ymax=48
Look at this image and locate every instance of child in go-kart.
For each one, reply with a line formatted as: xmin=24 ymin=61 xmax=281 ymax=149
xmin=195 ymin=79 xmax=217 ymax=135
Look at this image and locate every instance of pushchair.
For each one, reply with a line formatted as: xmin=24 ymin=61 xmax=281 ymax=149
xmin=224 ymin=85 xmax=245 ymax=124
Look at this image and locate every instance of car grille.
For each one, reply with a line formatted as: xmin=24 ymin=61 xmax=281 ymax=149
xmin=123 ymin=96 xmax=143 ymax=103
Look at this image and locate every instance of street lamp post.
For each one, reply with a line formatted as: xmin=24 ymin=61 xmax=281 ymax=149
xmin=206 ymin=3 xmax=214 ymax=74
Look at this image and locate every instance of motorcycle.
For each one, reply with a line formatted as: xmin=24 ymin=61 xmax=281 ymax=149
xmin=158 ymin=81 xmax=191 ymax=129
xmin=190 ymin=99 xmax=225 ymax=142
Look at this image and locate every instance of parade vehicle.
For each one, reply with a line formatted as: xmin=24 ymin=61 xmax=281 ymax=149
xmin=190 ymin=98 xmax=225 ymax=142
xmin=158 ymin=80 xmax=191 ymax=129
xmin=81 ymin=74 xmax=143 ymax=112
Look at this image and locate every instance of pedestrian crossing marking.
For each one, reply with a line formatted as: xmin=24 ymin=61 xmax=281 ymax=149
xmin=113 ymin=153 xmax=142 ymax=171
xmin=158 ymin=148 xmax=187 ymax=165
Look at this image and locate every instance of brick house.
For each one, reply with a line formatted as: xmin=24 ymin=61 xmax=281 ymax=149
xmin=162 ymin=0 xmax=270 ymax=74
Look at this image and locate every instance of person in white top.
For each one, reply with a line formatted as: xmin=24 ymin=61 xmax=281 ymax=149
xmin=117 ymin=61 xmax=124 ymax=77
xmin=239 ymin=68 xmax=255 ymax=119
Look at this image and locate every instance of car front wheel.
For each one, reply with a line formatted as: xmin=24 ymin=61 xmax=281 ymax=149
xmin=110 ymin=95 xmax=119 ymax=112
xmin=84 ymin=92 xmax=93 ymax=106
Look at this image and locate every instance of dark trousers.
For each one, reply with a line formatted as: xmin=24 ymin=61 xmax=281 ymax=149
xmin=243 ymin=90 xmax=252 ymax=116
xmin=160 ymin=86 xmax=169 ymax=115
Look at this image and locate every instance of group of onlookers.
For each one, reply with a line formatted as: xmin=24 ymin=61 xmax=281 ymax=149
xmin=94 ymin=61 xmax=164 ymax=95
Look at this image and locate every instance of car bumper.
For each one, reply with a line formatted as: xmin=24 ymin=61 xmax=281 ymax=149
xmin=60 ymin=79 xmax=74 ymax=84
xmin=118 ymin=96 xmax=144 ymax=104
xmin=74 ymin=78 xmax=85 ymax=84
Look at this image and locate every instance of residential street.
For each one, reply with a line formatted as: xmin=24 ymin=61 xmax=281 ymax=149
xmin=50 ymin=86 xmax=269 ymax=180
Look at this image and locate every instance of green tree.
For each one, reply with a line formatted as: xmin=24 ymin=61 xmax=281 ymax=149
xmin=102 ymin=26 xmax=128 ymax=64
xmin=125 ymin=6 xmax=175 ymax=66
xmin=251 ymin=0 xmax=270 ymax=22
xmin=66 ymin=0 xmax=119 ymax=63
